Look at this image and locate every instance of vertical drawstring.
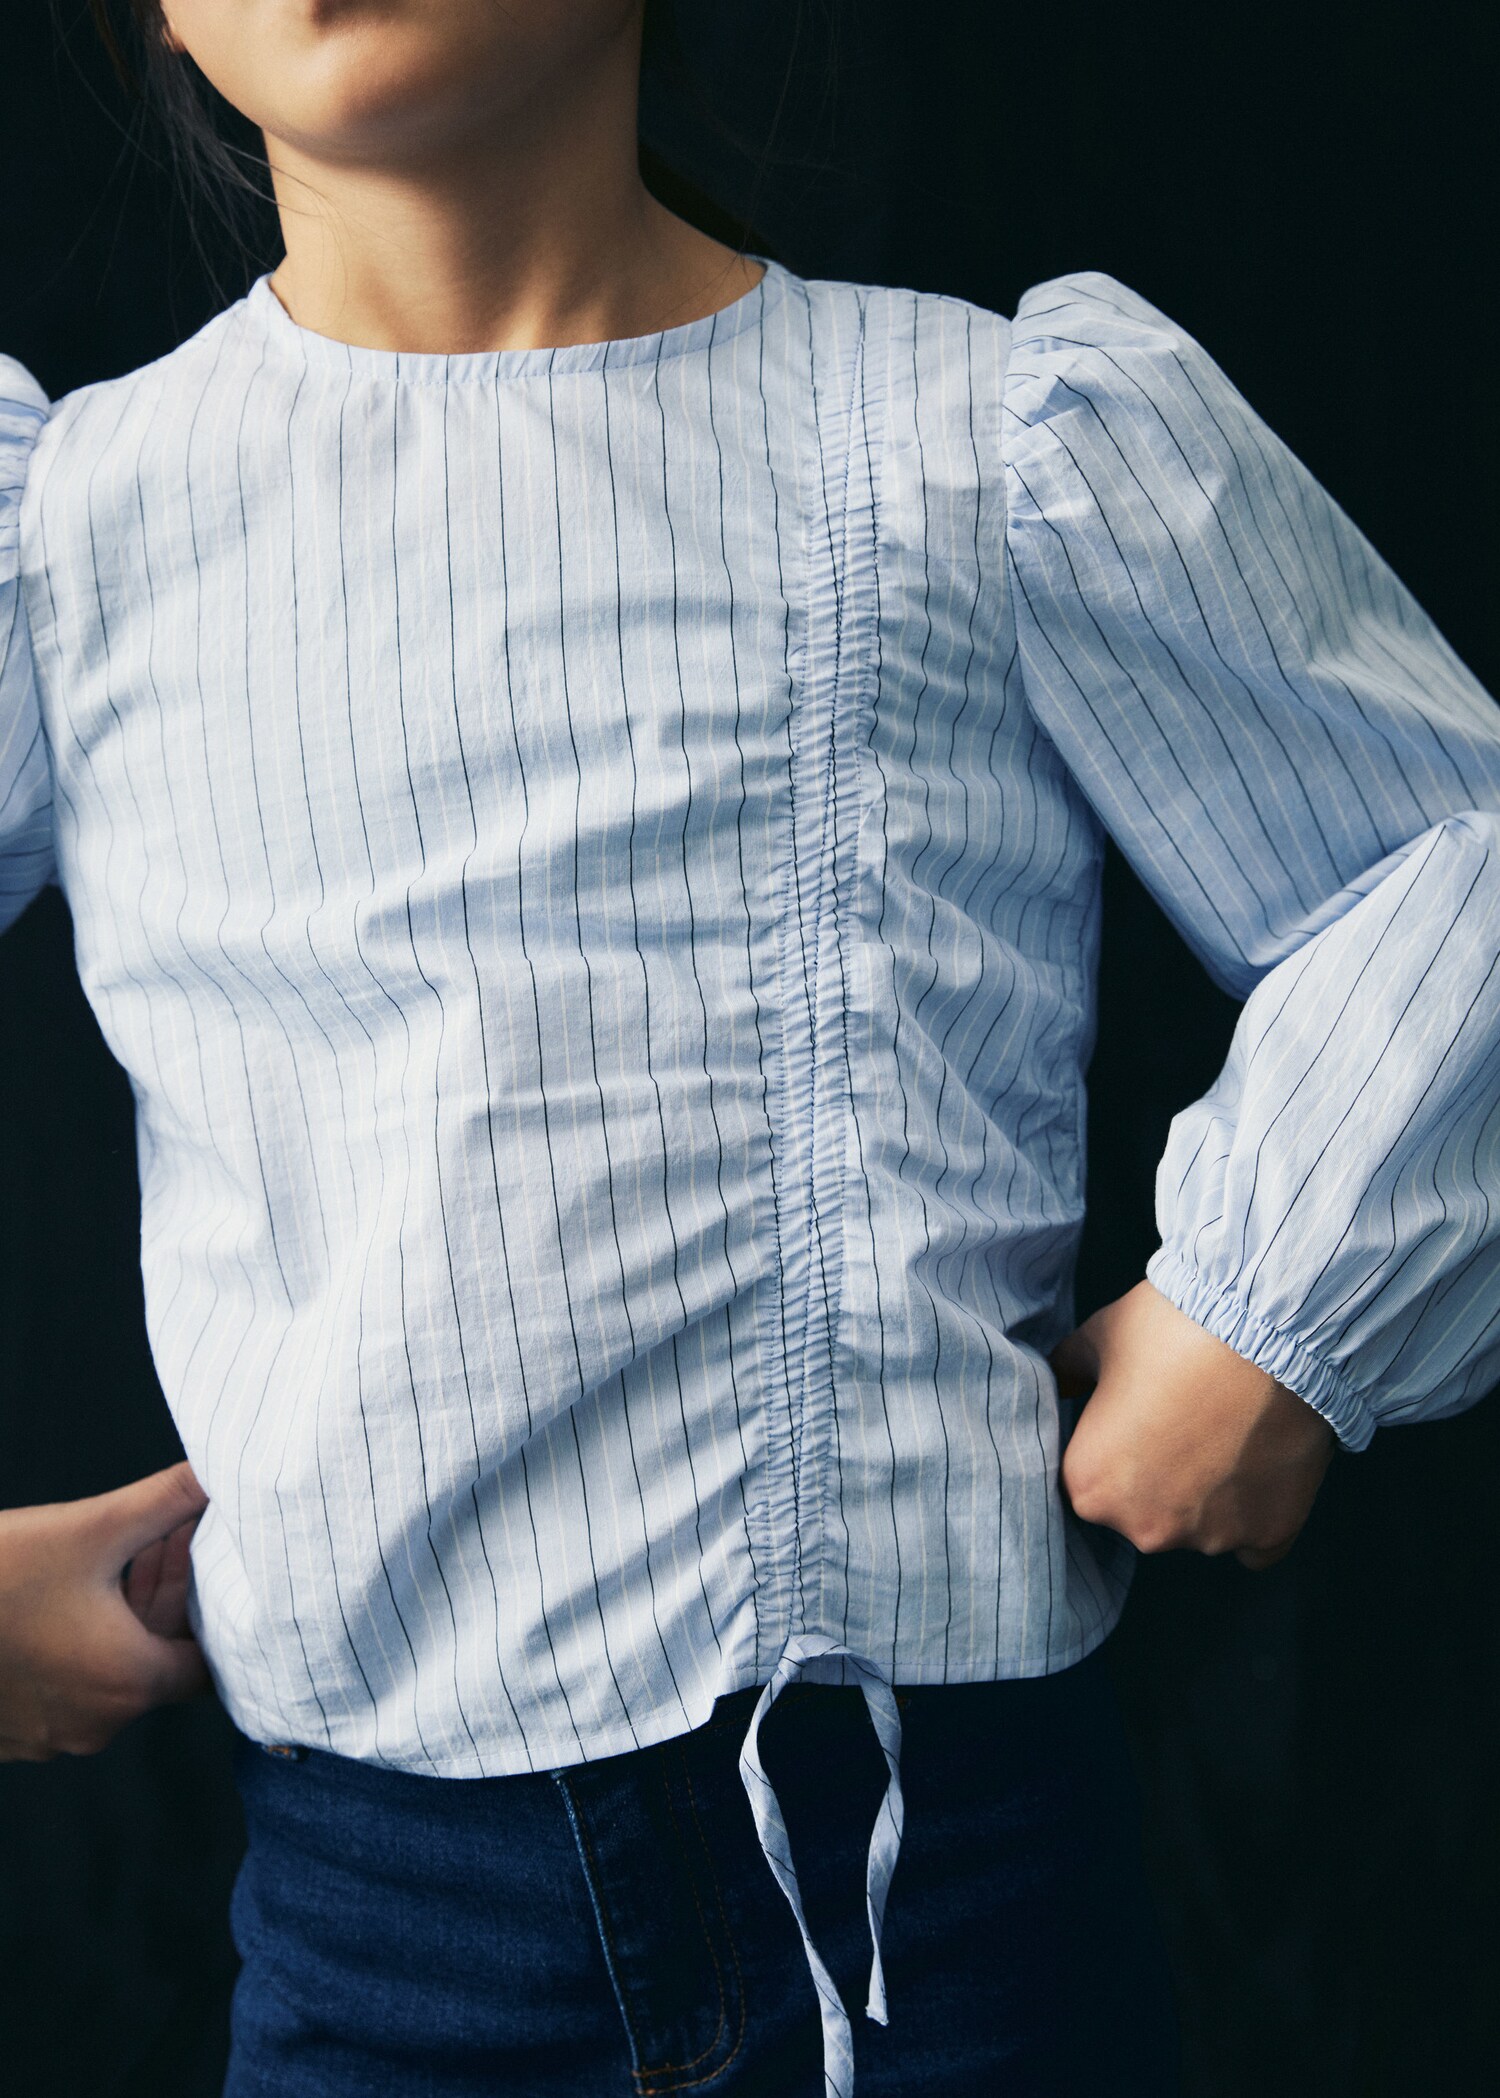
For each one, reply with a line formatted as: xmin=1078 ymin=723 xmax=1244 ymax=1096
xmin=737 ymin=1632 xmax=906 ymax=2098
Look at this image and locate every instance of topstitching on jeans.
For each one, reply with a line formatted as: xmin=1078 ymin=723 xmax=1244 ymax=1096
xmin=554 ymin=1757 xmax=744 ymax=2092
xmin=631 ymin=1745 xmax=748 ymax=2091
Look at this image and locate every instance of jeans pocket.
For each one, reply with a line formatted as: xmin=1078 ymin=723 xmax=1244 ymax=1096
xmin=556 ymin=1738 xmax=746 ymax=2093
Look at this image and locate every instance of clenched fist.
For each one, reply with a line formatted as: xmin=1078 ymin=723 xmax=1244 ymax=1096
xmin=0 ymin=1460 xmax=212 ymax=1763
xmin=1051 ymin=1280 xmax=1336 ymax=1571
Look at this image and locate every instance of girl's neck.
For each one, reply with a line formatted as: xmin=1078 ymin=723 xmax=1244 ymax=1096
xmin=263 ymin=53 xmax=760 ymax=357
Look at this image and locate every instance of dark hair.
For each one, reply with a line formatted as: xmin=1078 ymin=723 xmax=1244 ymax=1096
xmin=81 ymin=0 xmax=788 ymax=294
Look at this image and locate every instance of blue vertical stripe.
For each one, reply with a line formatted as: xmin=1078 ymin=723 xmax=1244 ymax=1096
xmin=2 ymin=256 xmax=1497 ymax=2092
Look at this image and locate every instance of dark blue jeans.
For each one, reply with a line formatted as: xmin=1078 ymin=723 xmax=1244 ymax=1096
xmin=223 ymin=1644 xmax=1181 ymax=2096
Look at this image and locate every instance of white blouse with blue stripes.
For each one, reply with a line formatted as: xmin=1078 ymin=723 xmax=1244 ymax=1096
xmin=3 ymin=258 xmax=1497 ymax=2093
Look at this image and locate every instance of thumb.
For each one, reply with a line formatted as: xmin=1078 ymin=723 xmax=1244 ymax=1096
xmin=1049 ymin=1323 xmax=1101 ymax=1402
xmin=138 ymin=1632 xmax=214 ymax=1708
xmin=83 ymin=1460 xmax=208 ymax=1572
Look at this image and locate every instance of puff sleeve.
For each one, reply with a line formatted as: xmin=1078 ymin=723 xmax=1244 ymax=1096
xmin=1001 ymin=272 xmax=1500 ymax=1450
xmin=0 ymin=356 xmax=54 ymax=934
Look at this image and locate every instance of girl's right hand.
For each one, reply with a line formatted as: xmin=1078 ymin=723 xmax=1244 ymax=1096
xmin=0 ymin=1460 xmax=213 ymax=1763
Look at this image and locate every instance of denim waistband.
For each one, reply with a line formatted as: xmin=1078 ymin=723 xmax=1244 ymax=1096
xmin=243 ymin=1643 xmax=1114 ymax=2097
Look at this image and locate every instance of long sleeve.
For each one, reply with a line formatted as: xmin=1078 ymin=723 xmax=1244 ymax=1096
xmin=0 ymin=356 xmax=54 ymax=935
xmin=1001 ymin=272 xmax=1500 ymax=1451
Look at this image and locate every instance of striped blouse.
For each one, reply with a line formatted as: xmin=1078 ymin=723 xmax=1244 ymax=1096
xmin=3 ymin=258 xmax=1498 ymax=2095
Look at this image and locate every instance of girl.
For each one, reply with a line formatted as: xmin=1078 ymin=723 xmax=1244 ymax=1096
xmin=2 ymin=4 xmax=1496 ymax=2094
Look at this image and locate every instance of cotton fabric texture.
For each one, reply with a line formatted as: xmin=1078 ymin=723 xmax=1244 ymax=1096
xmin=2 ymin=258 xmax=1497 ymax=2093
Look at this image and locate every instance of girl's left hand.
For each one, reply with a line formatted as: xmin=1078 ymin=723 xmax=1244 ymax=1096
xmin=1050 ymin=1280 xmax=1336 ymax=1571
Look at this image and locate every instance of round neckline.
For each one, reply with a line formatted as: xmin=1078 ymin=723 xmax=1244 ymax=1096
xmin=242 ymin=255 xmax=787 ymax=383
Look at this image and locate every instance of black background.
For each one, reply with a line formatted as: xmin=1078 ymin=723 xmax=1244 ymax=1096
xmin=2 ymin=4 xmax=1497 ymax=2093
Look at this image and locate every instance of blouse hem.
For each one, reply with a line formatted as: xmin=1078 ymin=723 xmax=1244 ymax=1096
xmin=214 ymin=1593 xmax=1129 ymax=1781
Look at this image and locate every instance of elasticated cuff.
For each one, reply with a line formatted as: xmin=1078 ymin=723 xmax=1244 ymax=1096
xmin=1145 ymin=1246 xmax=1377 ymax=1451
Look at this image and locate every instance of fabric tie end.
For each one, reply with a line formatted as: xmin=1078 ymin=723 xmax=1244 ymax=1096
xmin=737 ymin=1633 xmax=906 ymax=2097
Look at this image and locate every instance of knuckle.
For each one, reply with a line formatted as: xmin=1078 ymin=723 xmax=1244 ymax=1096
xmin=1128 ymin=1516 xmax=1186 ymax=1555
xmin=96 ymin=1662 xmax=149 ymax=1712
xmin=55 ymin=1703 xmax=127 ymax=1757
xmin=1064 ymin=1479 xmax=1109 ymax=1527
xmin=1251 ymin=1531 xmax=1295 ymax=1563
xmin=18 ymin=1711 xmax=64 ymax=1760
xmin=33 ymin=1716 xmax=76 ymax=1758
xmin=103 ymin=1686 xmax=149 ymax=1731
xmin=61 ymin=1729 xmax=113 ymax=1758
xmin=41 ymin=1686 xmax=145 ymax=1761
xmin=2 ymin=1732 xmax=59 ymax=1764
